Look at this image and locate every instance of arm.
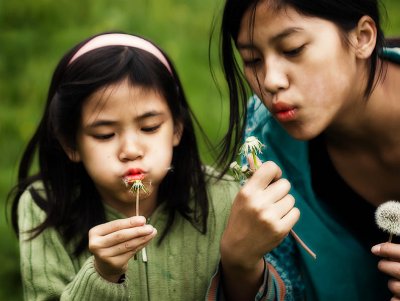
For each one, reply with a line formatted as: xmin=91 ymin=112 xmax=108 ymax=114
xmin=17 ymin=189 xmax=156 ymax=300
xmin=219 ymin=160 xmax=300 ymax=300
xmin=207 ymin=257 xmax=285 ymax=301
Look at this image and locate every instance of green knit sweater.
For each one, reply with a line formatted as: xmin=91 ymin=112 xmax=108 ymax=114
xmin=18 ymin=171 xmax=239 ymax=300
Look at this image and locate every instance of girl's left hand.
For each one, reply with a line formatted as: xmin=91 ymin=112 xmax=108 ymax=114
xmin=372 ymin=242 xmax=400 ymax=299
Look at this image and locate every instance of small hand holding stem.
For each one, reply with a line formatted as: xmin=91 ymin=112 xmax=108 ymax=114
xmin=124 ymin=177 xmax=150 ymax=262
xmin=235 ymin=136 xmax=316 ymax=259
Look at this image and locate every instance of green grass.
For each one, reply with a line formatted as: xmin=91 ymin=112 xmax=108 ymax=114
xmin=0 ymin=0 xmax=399 ymax=299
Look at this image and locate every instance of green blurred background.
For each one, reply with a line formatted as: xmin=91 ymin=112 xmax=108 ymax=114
xmin=1 ymin=0 xmax=399 ymax=299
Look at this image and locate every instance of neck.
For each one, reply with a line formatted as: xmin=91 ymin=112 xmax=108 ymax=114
xmin=325 ymin=60 xmax=400 ymax=150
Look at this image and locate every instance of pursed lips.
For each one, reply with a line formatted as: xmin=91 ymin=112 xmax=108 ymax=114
xmin=271 ymin=102 xmax=297 ymax=122
xmin=123 ymin=168 xmax=146 ymax=182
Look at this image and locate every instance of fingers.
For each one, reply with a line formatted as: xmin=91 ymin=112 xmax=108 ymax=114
xmin=89 ymin=225 xmax=157 ymax=251
xmin=244 ymin=160 xmax=284 ymax=193
xmin=377 ymin=259 xmax=400 ymax=279
xmin=101 ymin=227 xmax=158 ymax=257
xmin=372 ymin=243 xmax=400 ymax=260
xmin=89 ymin=217 xmax=157 ymax=256
xmin=91 ymin=216 xmax=147 ymax=236
xmin=389 ymin=279 xmax=400 ymax=298
xmin=247 ymin=154 xmax=263 ymax=171
xmin=274 ymin=194 xmax=299 ymax=221
xmin=372 ymin=243 xmax=400 ymax=298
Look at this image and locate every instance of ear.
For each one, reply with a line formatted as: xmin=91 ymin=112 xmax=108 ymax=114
xmin=353 ymin=16 xmax=377 ymax=59
xmin=173 ymin=120 xmax=183 ymax=147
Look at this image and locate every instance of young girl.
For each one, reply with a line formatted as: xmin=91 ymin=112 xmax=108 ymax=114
xmin=8 ymin=32 xmax=250 ymax=300
xmin=215 ymin=0 xmax=400 ymax=300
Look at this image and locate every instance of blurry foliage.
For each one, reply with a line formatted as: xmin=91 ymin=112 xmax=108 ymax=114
xmin=0 ymin=0 xmax=399 ymax=300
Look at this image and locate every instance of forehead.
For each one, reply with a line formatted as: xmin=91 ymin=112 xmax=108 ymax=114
xmin=236 ymin=1 xmax=337 ymax=49
xmin=82 ymin=80 xmax=169 ymax=116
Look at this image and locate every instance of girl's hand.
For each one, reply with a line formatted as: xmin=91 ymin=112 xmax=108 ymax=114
xmin=372 ymin=243 xmax=400 ymax=299
xmin=88 ymin=216 xmax=157 ymax=283
xmin=221 ymin=159 xmax=300 ymax=271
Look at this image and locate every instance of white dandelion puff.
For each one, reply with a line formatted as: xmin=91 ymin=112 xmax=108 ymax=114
xmin=231 ymin=135 xmax=316 ymax=259
xmin=230 ymin=161 xmax=242 ymax=181
xmin=230 ymin=161 xmax=241 ymax=171
xmin=375 ymin=200 xmax=400 ymax=242
xmin=239 ymin=136 xmax=264 ymax=157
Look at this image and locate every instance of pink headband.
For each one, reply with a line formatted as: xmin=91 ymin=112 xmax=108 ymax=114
xmin=68 ymin=33 xmax=172 ymax=73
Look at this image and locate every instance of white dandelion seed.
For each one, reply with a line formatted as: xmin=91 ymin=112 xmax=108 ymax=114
xmin=230 ymin=161 xmax=241 ymax=171
xmin=239 ymin=136 xmax=264 ymax=157
xmin=230 ymin=161 xmax=242 ymax=181
xmin=375 ymin=200 xmax=400 ymax=242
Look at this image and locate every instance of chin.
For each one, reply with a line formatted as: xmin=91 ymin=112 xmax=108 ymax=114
xmin=284 ymin=124 xmax=321 ymax=141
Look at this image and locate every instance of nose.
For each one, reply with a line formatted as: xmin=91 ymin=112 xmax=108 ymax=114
xmin=118 ymin=133 xmax=143 ymax=162
xmin=262 ymin=58 xmax=289 ymax=95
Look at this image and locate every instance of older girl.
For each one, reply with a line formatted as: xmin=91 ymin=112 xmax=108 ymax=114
xmin=216 ymin=0 xmax=400 ymax=300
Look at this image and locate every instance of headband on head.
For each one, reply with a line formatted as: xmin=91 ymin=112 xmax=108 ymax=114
xmin=68 ymin=33 xmax=172 ymax=73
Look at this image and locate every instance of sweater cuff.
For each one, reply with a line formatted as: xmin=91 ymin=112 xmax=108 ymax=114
xmin=61 ymin=256 xmax=129 ymax=300
xmin=206 ymin=258 xmax=273 ymax=301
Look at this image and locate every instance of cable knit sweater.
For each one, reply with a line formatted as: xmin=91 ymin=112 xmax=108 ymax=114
xmin=18 ymin=171 xmax=239 ymax=301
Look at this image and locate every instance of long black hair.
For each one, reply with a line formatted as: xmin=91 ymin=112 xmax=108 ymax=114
xmin=216 ymin=0 xmax=387 ymax=170
xmin=9 ymin=32 xmax=209 ymax=256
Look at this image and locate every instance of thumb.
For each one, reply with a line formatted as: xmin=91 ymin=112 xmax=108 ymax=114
xmin=247 ymin=154 xmax=263 ymax=171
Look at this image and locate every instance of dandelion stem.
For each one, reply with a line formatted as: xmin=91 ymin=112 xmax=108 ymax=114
xmin=252 ymin=151 xmax=259 ymax=170
xmin=389 ymin=233 xmax=393 ymax=243
xmin=290 ymin=229 xmax=316 ymax=259
xmin=135 ymin=189 xmax=148 ymax=262
xmin=136 ymin=190 xmax=140 ymax=216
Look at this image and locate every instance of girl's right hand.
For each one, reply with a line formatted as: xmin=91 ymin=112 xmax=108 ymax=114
xmin=88 ymin=216 xmax=157 ymax=283
xmin=221 ymin=160 xmax=300 ymax=271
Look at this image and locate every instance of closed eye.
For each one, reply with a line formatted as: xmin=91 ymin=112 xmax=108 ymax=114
xmin=243 ymin=58 xmax=263 ymax=70
xmin=142 ymin=124 xmax=161 ymax=133
xmin=283 ymin=45 xmax=305 ymax=57
xmin=93 ymin=133 xmax=115 ymax=140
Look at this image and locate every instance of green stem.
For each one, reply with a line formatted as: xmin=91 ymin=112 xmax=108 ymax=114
xmin=252 ymin=151 xmax=258 ymax=169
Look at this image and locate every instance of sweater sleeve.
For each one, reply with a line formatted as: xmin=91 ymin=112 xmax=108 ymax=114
xmin=206 ymin=257 xmax=286 ymax=301
xmin=18 ymin=188 xmax=130 ymax=300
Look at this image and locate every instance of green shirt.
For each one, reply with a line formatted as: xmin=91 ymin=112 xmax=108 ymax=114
xmin=18 ymin=170 xmax=239 ymax=300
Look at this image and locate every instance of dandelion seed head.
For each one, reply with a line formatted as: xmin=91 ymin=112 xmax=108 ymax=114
xmin=122 ymin=177 xmax=151 ymax=196
xmin=239 ymin=136 xmax=264 ymax=156
xmin=375 ymin=200 xmax=400 ymax=235
xmin=131 ymin=180 xmax=145 ymax=192
xmin=230 ymin=161 xmax=241 ymax=171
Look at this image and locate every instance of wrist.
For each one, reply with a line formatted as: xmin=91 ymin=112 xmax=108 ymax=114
xmin=93 ymin=259 xmax=124 ymax=283
xmin=220 ymin=239 xmax=262 ymax=271
xmin=221 ymin=254 xmax=265 ymax=275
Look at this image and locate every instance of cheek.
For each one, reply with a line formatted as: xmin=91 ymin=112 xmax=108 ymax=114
xmin=244 ymin=69 xmax=261 ymax=93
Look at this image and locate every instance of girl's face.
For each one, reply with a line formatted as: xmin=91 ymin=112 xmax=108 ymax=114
xmin=237 ymin=2 xmax=363 ymax=140
xmin=69 ymin=79 xmax=182 ymax=216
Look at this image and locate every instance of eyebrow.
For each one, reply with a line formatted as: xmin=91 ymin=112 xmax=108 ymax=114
xmin=237 ymin=27 xmax=304 ymax=49
xmin=86 ymin=110 xmax=165 ymax=129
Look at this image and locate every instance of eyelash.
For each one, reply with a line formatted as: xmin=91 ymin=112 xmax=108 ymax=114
xmin=243 ymin=58 xmax=262 ymax=68
xmin=91 ymin=123 xmax=161 ymax=140
xmin=243 ymin=45 xmax=305 ymax=68
xmin=283 ymin=45 xmax=305 ymax=57
xmin=93 ymin=133 xmax=114 ymax=140
xmin=142 ymin=124 xmax=161 ymax=133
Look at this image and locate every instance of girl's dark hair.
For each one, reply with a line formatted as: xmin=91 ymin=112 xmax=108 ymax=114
xmin=9 ymin=32 xmax=209 ymax=255
xmin=216 ymin=0 xmax=387 ymax=170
